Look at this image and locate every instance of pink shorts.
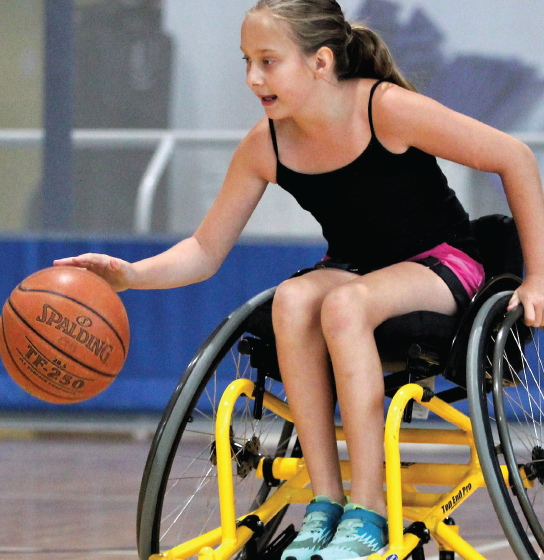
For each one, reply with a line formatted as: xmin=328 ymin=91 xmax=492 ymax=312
xmin=406 ymin=243 xmax=485 ymax=300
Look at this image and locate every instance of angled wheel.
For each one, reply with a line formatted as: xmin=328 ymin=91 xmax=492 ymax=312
xmin=492 ymin=302 xmax=544 ymax=553
xmin=137 ymin=288 xmax=299 ymax=560
xmin=468 ymin=291 xmax=544 ymax=559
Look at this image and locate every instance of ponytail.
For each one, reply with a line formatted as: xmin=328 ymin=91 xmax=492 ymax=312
xmin=341 ymin=24 xmax=416 ymax=90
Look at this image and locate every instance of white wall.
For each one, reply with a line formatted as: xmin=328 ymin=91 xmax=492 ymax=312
xmin=162 ymin=1 xmax=544 ymax=238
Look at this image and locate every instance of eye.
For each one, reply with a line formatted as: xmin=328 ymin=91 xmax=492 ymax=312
xmin=263 ymin=58 xmax=274 ymax=66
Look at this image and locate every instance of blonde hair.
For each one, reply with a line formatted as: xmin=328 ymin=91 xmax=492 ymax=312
xmin=249 ymin=0 xmax=416 ymax=91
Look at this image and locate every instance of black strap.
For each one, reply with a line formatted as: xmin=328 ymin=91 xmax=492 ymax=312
xmin=268 ymin=118 xmax=279 ymax=158
xmin=237 ymin=514 xmax=265 ymax=536
xmin=368 ymin=78 xmax=386 ymax=140
xmin=413 ymin=256 xmax=471 ymax=311
xmin=262 ymin=457 xmax=281 ymax=487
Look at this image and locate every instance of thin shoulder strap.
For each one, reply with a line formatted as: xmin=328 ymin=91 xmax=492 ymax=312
xmin=268 ymin=119 xmax=279 ymax=158
xmin=368 ymin=79 xmax=386 ymax=139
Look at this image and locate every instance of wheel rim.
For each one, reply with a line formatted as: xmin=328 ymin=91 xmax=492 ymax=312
xmin=467 ymin=291 xmax=540 ymax=559
xmin=493 ymin=306 xmax=544 ymax=553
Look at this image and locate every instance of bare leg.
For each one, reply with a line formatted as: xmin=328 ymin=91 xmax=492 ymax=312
xmin=321 ymin=262 xmax=457 ymax=516
xmin=272 ymin=269 xmax=357 ymax=503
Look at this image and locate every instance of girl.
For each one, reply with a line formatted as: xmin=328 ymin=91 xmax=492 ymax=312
xmin=55 ymin=1 xmax=544 ymax=559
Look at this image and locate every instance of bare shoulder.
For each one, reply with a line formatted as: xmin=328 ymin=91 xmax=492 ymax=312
xmin=369 ymin=80 xmax=528 ymax=173
xmin=233 ymin=117 xmax=277 ymax=184
xmin=368 ymin=82 xmax=437 ymax=152
xmin=371 ymin=82 xmax=436 ymax=122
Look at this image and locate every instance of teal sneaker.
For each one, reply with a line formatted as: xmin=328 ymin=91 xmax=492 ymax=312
xmin=311 ymin=504 xmax=388 ymax=560
xmin=281 ymin=496 xmax=344 ymax=560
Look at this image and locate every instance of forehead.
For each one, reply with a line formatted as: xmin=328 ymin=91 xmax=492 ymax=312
xmin=241 ymin=9 xmax=297 ymax=53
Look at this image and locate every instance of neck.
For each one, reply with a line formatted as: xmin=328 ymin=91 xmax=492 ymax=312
xmin=288 ymin=78 xmax=360 ymax=137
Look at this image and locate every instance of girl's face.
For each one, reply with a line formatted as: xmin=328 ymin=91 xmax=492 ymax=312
xmin=241 ymin=9 xmax=317 ymax=119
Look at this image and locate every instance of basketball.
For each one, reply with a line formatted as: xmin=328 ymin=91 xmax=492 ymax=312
xmin=0 ymin=266 xmax=130 ymax=404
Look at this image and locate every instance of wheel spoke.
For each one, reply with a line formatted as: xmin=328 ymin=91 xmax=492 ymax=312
xmin=139 ymin=329 xmax=297 ymax=557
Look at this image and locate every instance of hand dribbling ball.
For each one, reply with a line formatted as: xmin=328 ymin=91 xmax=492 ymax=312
xmin=0 ymin=266 xmax=130 ymax=403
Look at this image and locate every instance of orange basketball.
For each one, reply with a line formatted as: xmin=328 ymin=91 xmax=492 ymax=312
xmin=0 ymin=266 xmax=130 ymax=404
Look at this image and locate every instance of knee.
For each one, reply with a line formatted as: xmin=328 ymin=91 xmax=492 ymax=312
xmin=321 ymin=283 xmax=376 ymax=339
xmin=272 ymin=277 xmax=322 ymax=335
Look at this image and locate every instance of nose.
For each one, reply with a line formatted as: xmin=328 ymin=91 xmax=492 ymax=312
xmin=246 ymin=63 xmax=264 ymax=88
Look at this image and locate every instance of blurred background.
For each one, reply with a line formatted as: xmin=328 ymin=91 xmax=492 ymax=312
xmin=1 ymin=2 xmax=543 ymax=558
xmin=1 ymin=0 xmax=544 ymax=415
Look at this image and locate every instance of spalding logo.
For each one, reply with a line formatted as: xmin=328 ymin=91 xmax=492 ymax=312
xmin=36 ymin=303 xmax=113 ymax=364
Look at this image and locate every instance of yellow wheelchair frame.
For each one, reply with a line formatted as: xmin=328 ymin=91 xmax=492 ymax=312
xmin=138 ymin=216 xmax=541 ymax=560
xmin=150 ymin=377 xmax=528 ymax=560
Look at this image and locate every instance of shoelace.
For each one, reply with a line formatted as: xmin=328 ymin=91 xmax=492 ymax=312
xmin=300 ymin=511 xmax=329 ymax=533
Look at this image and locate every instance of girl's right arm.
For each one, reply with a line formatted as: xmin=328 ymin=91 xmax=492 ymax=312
xmin=54 ymin=119 xmax=275 ymax=291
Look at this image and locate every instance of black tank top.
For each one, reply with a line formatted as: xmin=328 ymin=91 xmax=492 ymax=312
xmin=269 ymin=79 xmax=479 ymax=272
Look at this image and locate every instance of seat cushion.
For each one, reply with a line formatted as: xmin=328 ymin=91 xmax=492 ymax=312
xmin=375 ymin=311 xmax=459 ymax=345
xmin=375 ymin=311 xmax=460 ymax=370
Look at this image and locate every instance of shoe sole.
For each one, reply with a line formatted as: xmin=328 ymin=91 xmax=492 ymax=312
xmin=311 ymin=543 xmax=389 ymax=560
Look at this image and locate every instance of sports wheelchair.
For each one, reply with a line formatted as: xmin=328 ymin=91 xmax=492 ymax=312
xmin=137 ymin=214 xmax=544 ymax=560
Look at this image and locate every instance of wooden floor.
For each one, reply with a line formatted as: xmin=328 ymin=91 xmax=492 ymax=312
xmin=0 ymin=415 xmax=158 ymax=560
xmin=0 ymin=416 xmax=526 ymax=560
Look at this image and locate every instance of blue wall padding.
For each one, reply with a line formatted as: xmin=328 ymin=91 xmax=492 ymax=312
xmin=0 ymin=237 xmax=325 ymax=412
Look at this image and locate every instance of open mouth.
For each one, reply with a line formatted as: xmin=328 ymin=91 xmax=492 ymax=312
xmin=261 ymin=95 xmax=277 ymax=106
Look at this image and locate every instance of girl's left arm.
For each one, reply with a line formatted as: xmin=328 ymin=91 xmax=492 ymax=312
xmin=375 ymin=83 xmax=544 ymax=326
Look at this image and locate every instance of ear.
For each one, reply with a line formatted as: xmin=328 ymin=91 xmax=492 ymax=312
xmin=312 ymin=46 xmax=335 ymax=78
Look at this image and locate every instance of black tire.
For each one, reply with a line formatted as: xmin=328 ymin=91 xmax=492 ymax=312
xmin=137 ymin=288 xmax=298 ymax=560
xmin=467 ymin=291 xmax=544 ymax=559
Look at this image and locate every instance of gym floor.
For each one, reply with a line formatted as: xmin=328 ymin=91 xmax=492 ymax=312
xmin=0 ymin=416 xmax=520 ymax=560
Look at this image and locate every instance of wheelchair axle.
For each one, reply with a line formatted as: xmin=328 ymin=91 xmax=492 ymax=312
xmin=524 ymin=446 xmax=544 ymax=485
xmin=210 ymin=431 xmax=263 ymax=478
